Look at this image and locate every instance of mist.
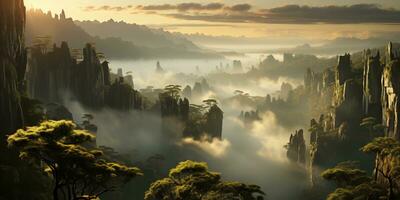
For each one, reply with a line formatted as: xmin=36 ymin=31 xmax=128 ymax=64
xmin=59 ymin=57 xmax=311 ymax=200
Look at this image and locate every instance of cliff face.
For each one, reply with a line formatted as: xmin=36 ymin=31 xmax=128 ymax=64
xmin=0 ymin=0 xmax=26 ymax=138
xmin=26 ymin=42 xmax=142 ymax=110
xmin=382 ymin=43 xmax=400 ymax=140
xmin=286 ymin=129 xmax=306 ymax=165
xmin=307 ymin=53 xmax=370 ymax=185
xmin=305 ymin=44 xmax=400 ymax=190
xmin=205 ymin=105 xmax=223 ymax=139
xmin=363 ymin=50 xmax=383 ymax=121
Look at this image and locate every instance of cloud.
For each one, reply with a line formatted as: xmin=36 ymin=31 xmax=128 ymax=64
xmin=83 ymin=3 xmax=400 ymax=24
xmin=162 ymin=4 xmax=400 ymax=24
xmin=181 ymin=137 xmax=231 ymax=157
xmin=136 ymin=3 xmax=236 ymax=12
xmin=84 ymin=5 xmax=132 ymax=12
xmin=225 ymin=4 xmax=252 ymax=12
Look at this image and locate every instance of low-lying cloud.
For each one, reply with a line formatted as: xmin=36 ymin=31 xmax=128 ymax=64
xmin=181 ymin=137 xmax=231 ymax=158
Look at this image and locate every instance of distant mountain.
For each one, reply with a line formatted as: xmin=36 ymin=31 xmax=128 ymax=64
xmin=269 ymin=37 xmax=399 ymax=55
xmin=25 ymin=9 xmax=220 ymax=59
xmin=75 ymin=20 xmax=200 ymax=51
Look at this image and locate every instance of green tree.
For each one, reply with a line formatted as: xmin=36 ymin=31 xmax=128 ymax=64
xmin=7 ymin=120 xmax=142 ymax=200
xmin=360 ymin=117 xmax=385 ymax=138
xmin=361 ymin=137 xmax=400 ymax=199
xmin=164 ymin=85 xmax=182 ymax=99
xmin=202 ymin=99 xmax=218 ymax=110
xmin=145 ymin=160 xmax=265 ymax=200
xmin=321 ymin=161 xmax=386 ymax=200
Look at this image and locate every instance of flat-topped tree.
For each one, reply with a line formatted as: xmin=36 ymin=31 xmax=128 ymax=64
xmin=7 ymin=120 xmax=142 ymax=200
xmin=321 ymin=161 xmax=387 ymax=200
xmin=164 ymin=84 xmax=182 ymax=99
xmin=145 ymin=160 xmax=265 ymax=200
xmin=361 ymin=137 xmax=400 ymax=199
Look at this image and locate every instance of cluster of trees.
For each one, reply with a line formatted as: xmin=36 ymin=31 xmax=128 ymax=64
xmin=7 ymin=120 xmax=142 ymax=200
xmin=145 ymin=160 xmax=265 ymax=200
xmin=7 ymin=120 xmax=263 ymax=199
xmin=322 ymin=137 xmax=400 ymax=200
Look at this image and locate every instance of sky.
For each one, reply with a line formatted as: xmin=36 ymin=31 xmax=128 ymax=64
xmin=24 ymin=0 xmax=400 ymax=39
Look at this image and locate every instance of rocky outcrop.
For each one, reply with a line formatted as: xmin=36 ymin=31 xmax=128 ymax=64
xmin=335 ymin=53 xmax=352 ymax=86
xmin=159 ymin=92 xmax=223 ymax=140
xmin=286 ymin=129 xmax=306 ymax=165
xmin=333 ymin=79 xmax=363 ymax=132
xmin=0 ymin=0 xmax=26 ymax=138
xmin=26 ymin=42 xmax=142 ymax=111
xmin=204 ymin=105 xmax=223 ymax=139
xmin=382 ymin=42 xmax=400 ymax=140
xmin=363 ymin=50 xmax=383 ymax=120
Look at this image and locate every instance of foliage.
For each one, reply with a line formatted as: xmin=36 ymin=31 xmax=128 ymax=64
xmin=202 ymin=99 xmax=218 ymax=110
xmin=361 ymin=137 xmax=400 ymax=156
xmin=322 ymin=161 xmax=386 ymax=200
xmin=323 ymin=138 xmax=400 ymax=200
xmin=32 ymin=35 xmax=53 ymax=53
xmin=360 ymin=117 xmax=385 ymax=138
xmin=321 ymin=161 xmax=370 ymax=187
xmin=7 ymin=120 xmax=142 ymax=200
xmin=361 ymin=137 xmax=400 ymax=199
xmin=164 ymin=85 xmax=182 ymax=99
xmin=145 ymin=160 xmax=265 ymax=200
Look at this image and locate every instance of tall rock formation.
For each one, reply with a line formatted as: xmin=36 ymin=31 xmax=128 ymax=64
xmin=205 ymin=105 xmax=223 ymax=139
xmin=382 ymin=42 xmax=400 ymax=140
xmin=1 ymin=2 xmax=52 ymax=199
xmin=0 ymin=0 xmax=26 ymax=139
xmin=26 ymin=42 xmax=142 ymax=110
xmin=362 ymin=50 xmax=383 ymax=120
xmin=286 ymin=129 xmax=306 ymax=165
xmin=335 ymin=53 xmax=352 ymax=86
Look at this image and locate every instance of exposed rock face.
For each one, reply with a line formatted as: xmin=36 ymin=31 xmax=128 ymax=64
xmin=0 ymin=0 xmax=26 ymax=138
xmin=333 ymin=79 xmax=363 ymax=132
xmin=382 ymin=43 xmax=400 ymax=140
xmin=286 ymin=129 xmax=306 ymax=165
xmin=362 ymin=50 xmax=383 ymax=120
xmin=204 ymin=105 xmax=223 ymax=139
xmin=308 ymin=53 xmax=367 ymax=185
xmin=26 ymin=42 xmax=142 ymax=110
xmin=1 ymin=2 xmax=52 ymax=199
xmin=335 ymin=53 xmax=352 ymax=86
